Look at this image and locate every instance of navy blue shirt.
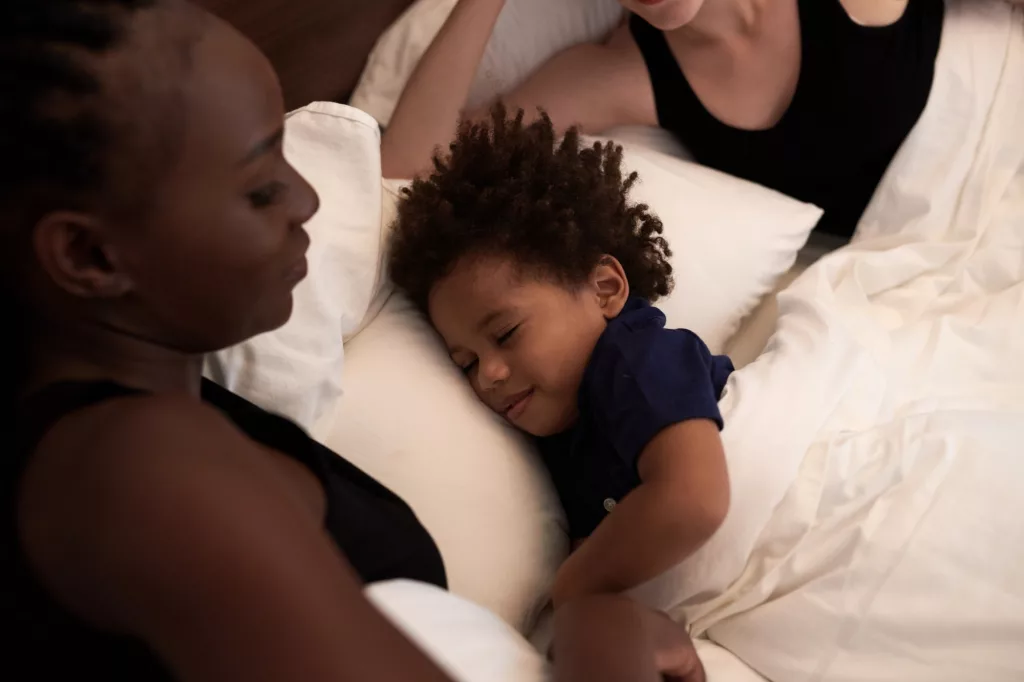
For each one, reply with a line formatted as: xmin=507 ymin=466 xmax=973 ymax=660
xmin=537 ymin=298 xmax=733 ymax=540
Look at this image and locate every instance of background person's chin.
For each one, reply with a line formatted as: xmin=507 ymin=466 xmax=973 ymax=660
xmin=636 ymin=0 xmax=706 ymax=31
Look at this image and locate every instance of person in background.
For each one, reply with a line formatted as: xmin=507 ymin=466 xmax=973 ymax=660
xmin=381 ymin=0 xmax=946 ymax=239
xmin=1 ymin=1 xmax=703 ymax=680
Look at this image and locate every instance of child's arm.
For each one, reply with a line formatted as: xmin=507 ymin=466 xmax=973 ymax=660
xmin=551 ymin=419 xmax=730 ymax=606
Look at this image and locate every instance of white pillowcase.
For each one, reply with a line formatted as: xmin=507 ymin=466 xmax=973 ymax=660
xmin=316 ymin=294 xmax=568 ymax=633
xmin=588 ymin=136 xmax=823 ymax=352
xmin=206 ymin=103 xmax=387 ymax=430
xmin=366 ymin=581 xmax=550 ymax=682
xmin=350 ymin=0 xmax=623 ymax=127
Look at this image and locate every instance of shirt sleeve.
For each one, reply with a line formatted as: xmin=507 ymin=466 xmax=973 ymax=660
xmin=585 ymin=327 xmax=730 ymax=472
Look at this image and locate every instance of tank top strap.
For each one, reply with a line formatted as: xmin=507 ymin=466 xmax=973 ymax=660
xmin=802 ymin=0 xmax=935 ymax=42
xmin=796 ymin=0 xmax=944 ymax=103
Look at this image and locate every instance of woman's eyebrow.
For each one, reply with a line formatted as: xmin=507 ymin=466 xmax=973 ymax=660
xmin=239 ymin=127 xmax=284 ymax=165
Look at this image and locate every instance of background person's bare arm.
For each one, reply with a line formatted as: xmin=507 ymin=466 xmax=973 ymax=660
xmin=494 ymin=23 xmax=657 ymax=137
xmin=382 ymin=9 xmax=655 ymax=180
xmin=381 ymin=0 xmax=507 ymax=179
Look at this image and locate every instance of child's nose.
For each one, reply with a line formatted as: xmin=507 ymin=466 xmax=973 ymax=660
xmin=478 ymin=354 xmax=511 ymax=390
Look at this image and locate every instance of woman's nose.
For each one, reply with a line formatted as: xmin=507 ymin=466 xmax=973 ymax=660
xmin=478 ymin=354 xmax=511 ymax=390
xmin=291 ymin=168 xmax=320 ymax=226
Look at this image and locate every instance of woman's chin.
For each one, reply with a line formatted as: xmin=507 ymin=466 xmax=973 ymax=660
xmin=251 ymin=294 xmax=296 ymax=339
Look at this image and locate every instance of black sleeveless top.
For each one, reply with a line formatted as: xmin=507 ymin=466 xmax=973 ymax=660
xmin=2 ymin=379 xmax=446 ymax=681
xmin=630 ymin=0 xmax=944 ymax=238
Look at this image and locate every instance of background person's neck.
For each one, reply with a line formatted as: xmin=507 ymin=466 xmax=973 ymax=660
xmin=674 ymin=0 xmax=767 ymax=43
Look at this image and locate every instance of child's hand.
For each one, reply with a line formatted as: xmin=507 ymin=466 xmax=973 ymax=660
xmin=642 ymin=610 xmax=705 ymax=682
xmin=551 ymin=596 xmax=705 ymax=682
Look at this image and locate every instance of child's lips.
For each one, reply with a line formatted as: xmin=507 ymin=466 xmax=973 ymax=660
xmin=503 ymin=388 xmax=535 ymax=422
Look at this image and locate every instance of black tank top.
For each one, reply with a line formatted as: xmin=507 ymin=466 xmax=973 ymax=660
xmin=2 ymin=379 xmax=446 ymax=681
xmin=629 ymin=0 xmax=944 ymax=238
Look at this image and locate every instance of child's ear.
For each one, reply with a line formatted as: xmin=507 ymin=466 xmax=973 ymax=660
xmin=589 ymin=256 xmax=630 ymax=319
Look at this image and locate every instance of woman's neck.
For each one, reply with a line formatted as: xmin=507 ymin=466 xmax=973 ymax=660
xmin=25 ymin=318 xmax=204 ymax=398
xmin=673 ymin=0 xmax=768 ymax=43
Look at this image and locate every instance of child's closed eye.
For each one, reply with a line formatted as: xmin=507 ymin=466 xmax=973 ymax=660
xmin=460 ymin=359 xmax=478 ymax=375
xmin=496 ymin=325 xmax=519 ymax=346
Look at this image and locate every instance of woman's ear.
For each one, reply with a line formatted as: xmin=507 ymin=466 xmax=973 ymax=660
xmin=32 ymin=211 xmax=134 ymax=299
xmin=589 ymin=255 xmax=630 ymax=320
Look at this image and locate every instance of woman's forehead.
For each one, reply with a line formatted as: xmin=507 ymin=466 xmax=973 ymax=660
xmin=170 ymin=15 xmax=283 ymax=165
xmin=75 ymin=2 xmax=283 ymax=217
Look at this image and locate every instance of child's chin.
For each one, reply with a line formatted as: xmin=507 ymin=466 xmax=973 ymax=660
xmin=519 ymin=410 xmax=577 ymax=438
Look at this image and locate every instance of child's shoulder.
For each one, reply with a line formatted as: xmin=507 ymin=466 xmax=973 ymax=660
xmin=601 ymin=298 xmax=714 ymax=359
xmin=581 ymin=300 xmax=733 ymax=442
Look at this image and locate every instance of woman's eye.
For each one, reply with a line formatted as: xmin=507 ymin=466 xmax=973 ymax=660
xmin=460 ymin=359 xmax=478 ymax=375
xmin=248 ymin=182 xmax=286 ymax=209
xmin=497 ymin=325 xmax=519 ymax=346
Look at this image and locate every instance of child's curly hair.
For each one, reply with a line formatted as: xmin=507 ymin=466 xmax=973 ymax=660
xmin=388 ymin=105 xmax=674 ymax=313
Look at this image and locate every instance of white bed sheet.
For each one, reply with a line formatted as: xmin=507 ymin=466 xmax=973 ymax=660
xmin=694 ymin=639 xmax=770 ymax=682
xmin=630 ymin=3 xmax=1024 ymax=680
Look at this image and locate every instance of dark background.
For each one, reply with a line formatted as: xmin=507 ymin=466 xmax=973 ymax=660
xmin=196 ymin=0 xmax=417 ymax=109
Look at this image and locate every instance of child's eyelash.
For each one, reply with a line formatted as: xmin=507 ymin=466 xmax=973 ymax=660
xmin=497 ymin=325 xmax=519 ymax=345
xmin=457 ymin=325 xmax=518 ymax=374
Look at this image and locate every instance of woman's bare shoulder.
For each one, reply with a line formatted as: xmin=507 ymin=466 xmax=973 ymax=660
xmin=840 ymin=0 xmax=911 ymax=26
xmin=15 ymin=390 xmax=455 ymax=682
xmin=16 ymin=393 xmax=286 ymax=628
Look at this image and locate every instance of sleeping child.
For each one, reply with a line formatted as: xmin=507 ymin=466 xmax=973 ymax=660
xmin=387 ymin=105 xmax=734 ymax=606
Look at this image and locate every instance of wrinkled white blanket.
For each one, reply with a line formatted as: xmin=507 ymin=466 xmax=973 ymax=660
xmin=631 ymin=3 xmax=1024 ymax=681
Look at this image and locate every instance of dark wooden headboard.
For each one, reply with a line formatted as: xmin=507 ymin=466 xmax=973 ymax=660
xmin=196 ymin=0 xmax=417 ymax=110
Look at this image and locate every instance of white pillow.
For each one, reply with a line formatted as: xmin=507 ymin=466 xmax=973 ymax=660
xmin=587 ymin=136 xmax=823 ymax=353
xmin=315 ymin=294 xmax=568 ymax=633
xmin=206 ymin=103 xmax=387 ymax=430
xmin=350 ymin=0 xmax=623 ymax=127
xmin=366 ymin=581 xmax=550 ymax=682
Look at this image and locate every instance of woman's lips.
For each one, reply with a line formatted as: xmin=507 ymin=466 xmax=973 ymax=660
xmin=284 ymin=256 xmax=308 ymax=285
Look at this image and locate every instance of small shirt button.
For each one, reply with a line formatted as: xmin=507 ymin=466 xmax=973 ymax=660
xmin=603 ymin=498 xmax=617 ymax=513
